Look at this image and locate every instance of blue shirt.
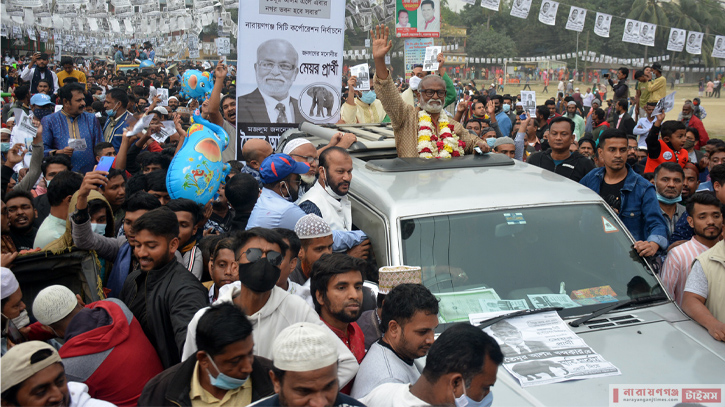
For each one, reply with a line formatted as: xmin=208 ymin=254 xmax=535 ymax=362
xmin=246 ymin=188 xmax=307 ymax=230
xmin=42 ymin=110 xmax=103 ymax=173
xmin=149 ymin=50 xmax=155 ymax=62
xmin=114 ymin=50 xmax=123 ymax=64
xmin=241 ymin=165 xmax=263 ymax=188
xmin=496 ymin=111 xmax=512 ymax=137
xmin=102 ymin=111 xmax=132 ymax=151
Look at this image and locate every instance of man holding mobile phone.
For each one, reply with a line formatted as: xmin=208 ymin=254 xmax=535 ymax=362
xmin=20 ymin=52 xmax=59 ymax=95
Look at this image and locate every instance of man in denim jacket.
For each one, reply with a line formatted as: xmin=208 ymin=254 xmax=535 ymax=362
xmin=581 ymin=128 xmax=668 ymax=257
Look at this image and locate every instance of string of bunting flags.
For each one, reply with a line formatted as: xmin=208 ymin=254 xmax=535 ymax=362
xmin=0 ymin=0 xmax=239 ymax=59
xmin=466 ymin=0 xmax=725 ymax=58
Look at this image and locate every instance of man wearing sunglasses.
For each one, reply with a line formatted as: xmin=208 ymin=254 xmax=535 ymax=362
xmin=182 ymin=228 xmax=360 ymax=387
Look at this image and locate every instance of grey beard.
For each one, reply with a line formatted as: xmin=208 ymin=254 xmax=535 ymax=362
xmin=419 ymin=99 xmax=443 ymax=113
xmin=566 ymin=112 xmax=575 ymax=118
xmin=301 ymin=174 xmax=316 ymax=184
xmin=680 ymin=113 xmax=693 ymax=120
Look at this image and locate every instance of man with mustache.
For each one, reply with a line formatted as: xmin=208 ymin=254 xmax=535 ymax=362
xmin=370 ymin=25 xmax=488 ymax=158
xmin=4 ymin=191 xmax=38 ymax=251
xmin=679 ymin=101 xmax=709 ymax=150
xmin=653 ymin=162 xmax=686 ymax=238
xmin=580 ymin=129 xmax=668 ymax=258
xmin=310 ymin=253 xmax=367 ymax=394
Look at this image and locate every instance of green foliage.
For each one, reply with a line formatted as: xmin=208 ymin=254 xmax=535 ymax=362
xmin=466 ymin=28 xmax=517 ymax=58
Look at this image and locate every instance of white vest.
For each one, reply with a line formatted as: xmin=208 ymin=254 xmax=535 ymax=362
xmin=299 ymin=182 xmax=352 ymax=231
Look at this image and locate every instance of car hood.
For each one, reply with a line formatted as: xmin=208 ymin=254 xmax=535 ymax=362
xmin=493 ymin=305 xmax=725 ymax=406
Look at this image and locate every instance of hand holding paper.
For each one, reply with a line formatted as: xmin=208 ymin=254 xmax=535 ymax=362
xmin=126 ymin=115 xmax=154 ymax=137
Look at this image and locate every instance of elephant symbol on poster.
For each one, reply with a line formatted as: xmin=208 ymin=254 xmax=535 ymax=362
xmin=307 ymin=86 xmax=334 ymax=118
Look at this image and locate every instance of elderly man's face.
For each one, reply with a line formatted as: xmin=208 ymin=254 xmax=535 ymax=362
xmin=290 ymin=143 xmax=319 ymax=182
xmin=168 ymin=98 xmax=179 ymax=111
xmin=255 ymin=40 xmax=299 ymax=99
xmin=567 ymin=104 xmax=576 ymax=114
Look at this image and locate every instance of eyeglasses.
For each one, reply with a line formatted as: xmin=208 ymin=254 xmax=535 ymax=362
xmin=258 ymin=61 xmax=295 ymax=73
xmin=243 ymin=248 xmax=283 ymax=266
xmin=419 ymin=89 xmax=446 ymax=98
xmin=290 ymin=154 xmax=319 ymax=165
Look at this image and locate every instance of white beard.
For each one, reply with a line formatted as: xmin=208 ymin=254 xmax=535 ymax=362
xmin=301 ymin=173 xmax=316 ymax=184
xmin=419 ymin=99 xmax=443 ymax=113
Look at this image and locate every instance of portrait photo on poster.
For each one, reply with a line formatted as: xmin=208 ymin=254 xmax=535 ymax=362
xmin=538 ymin=0 xmax=558 ymax=26
xmin=417 ymin=0 xmax=440 ymax=33
xmin=565 ymin=6 xmax=586 ymax=32
xmin=594 ymin=12 xmax=611 ymax=38
xmin=480 ymin=0 xmax=501 ymax=11
xmin=510 ymin=0 xmax=533 ymax=19
xmin=622 ymin=19 xmax=641 ymax=44
xmin=686 ymin=31 xmax=703 ymax=54
xmin=639 ymin=23 xmax=655 ymax=47
xmin=713 ymin=35 xmax=725 ymax=58
xmin=521 ymin=91 xmax=536 ymax=115
xmin=667 ymin=28 xmax=686 ymax=52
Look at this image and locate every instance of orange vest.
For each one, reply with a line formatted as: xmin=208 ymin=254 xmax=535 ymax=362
xmin=644 ymin=139 xmax=688 ymax=173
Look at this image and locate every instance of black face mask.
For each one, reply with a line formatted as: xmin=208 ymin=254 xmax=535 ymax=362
xmin=238 ymin=258 xmax=281 ymax=293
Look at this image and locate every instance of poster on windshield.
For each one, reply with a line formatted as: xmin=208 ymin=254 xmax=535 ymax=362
xmin=404 ymin=38 xmax=434 ymax=79
xmin=236 ymin=0 xmax=345 ymax=159
xmin=395 ymin=0 xmax=440 ymax=38
xmin=483 ymin=311 xmax=621 ymax=387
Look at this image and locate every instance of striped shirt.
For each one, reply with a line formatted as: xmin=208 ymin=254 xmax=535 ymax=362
xmin=660 ymin=237 xmax=709 ymax=306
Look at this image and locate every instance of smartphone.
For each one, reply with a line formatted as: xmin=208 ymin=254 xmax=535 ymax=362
xmin=603 ymin=73 xmax=610 ymax=78
xmin=96 ymin=156 xmax=115 ymax=173
xmin=519 ymin=113 xmax=527 ymax=120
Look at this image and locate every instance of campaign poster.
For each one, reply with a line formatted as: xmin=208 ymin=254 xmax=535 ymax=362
xmin=639 ymin=22 xmax=655 ymax=47
xmin=538 ymin=0 xmax=558 ymax=26
xmin=510 ymin=0 xmax=532 ymax=19
xmin=686 ymin=31 xmax=704 ymax=55
xmin=622 ymin=19 xmax=641 ymax=44
xmin=667 ymin=28 xmax=686 ymax=52
xmin=404 ymin=37 xmax=434 ymax=79
xmin=395 ymin=0 xmax=440 ymax=38
xmin=594 ymin=12 xmax=611 ymax=38
xmin=565 ymin=6 xmax=586 ymax=32
xmin=236 ymin=0 xmax=345 ymax=157
xmin=480 ymin=0 xmax=501 ymax=12
xmin=521 ymin=91 xmax=536 ymax=115
xmin=713 ymin=35 xmax=725 ymax=59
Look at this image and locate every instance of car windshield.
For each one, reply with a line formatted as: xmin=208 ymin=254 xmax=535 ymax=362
xmin=399 ymin=203 xmax=665 ymax=324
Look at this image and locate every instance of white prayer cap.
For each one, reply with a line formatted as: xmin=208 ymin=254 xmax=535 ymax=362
xmin=294 ymin=214 xmax=332 ymax=240
xmin=409 ymin=76 xmax=422 ymax=91
xmin=168 ymin=96 xmax=179 ymax=102
xmin=515 ymin=102 xmax=523 ymax=107
xmin=567 ymin=101 xmax=577 ymax=106
xmin=6 ymin=117 xmax=14 ymax=123
xmin=0 ymin=128 xmax=11 ymax=135
xmin=1 ymin=268 xmax=19 ymax=300
xmin=32 ymin=285 xmax=77 ymax=326
xmin=283 ymin=138 xmax=313 ymax=155
xmin=272 ymin=322 xmax=338 ymax=372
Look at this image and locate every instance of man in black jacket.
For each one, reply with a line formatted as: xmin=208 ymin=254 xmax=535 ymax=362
xmin=119 ymin=206 xmax=208 ymax=368
xmin=139 ymin=302 xmax=275 ymax=406
xmin=527 ymin=116 xmax=595 ymax=182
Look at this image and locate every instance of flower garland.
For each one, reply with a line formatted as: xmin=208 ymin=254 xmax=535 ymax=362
xmin=417 ymin=110 xmax=466 ymax=159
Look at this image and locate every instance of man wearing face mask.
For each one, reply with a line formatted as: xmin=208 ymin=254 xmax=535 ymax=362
xmin=119 ymin=207 xmax=208 ymax=368
xmin=102 ymin=88 xmax=133 ymax=152
xmin=342 ymin=76 xmax=386 ymax=124
xmin=361 ymin=323 xmax=502 ymax=407
xmin=654 ymin=163 xmax=686 ymax=238
xmin=140 ymin=302 xmax=275 ymax=407
xmin=246 ymin=154 xmax=310 ymax=230
xmin=1 ymin=267 xmax=29 ymax=355
xmin=181 ymin=228 xmax=359 ymax=387
xmin=371 ymin=25 xmax=488 ymax=158
xmin=29 ymin=93 xmax=55 ymax=122
xmin=31 ymin=285 xmax=163 ymax=406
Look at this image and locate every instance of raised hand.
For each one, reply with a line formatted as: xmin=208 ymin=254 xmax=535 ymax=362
xmin=370 ymin=24 xmax=392 ymax=61
xmin=215 ymin=60 xmax=227 ymax=80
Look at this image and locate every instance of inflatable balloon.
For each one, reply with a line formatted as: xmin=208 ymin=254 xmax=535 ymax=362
xmin=179 ymin=70 xmax=213 ymax=102
xmin=139 ymin=60 xmax=155 ymax=69
xmin=166 ymin=114 xmax=230 ymax=204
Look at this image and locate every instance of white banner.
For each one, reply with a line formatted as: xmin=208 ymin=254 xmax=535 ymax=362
xmin=236 ymin=0 xmax=344 ymax=158
xmin=713 ymin=35 xmax=725 ymax=59
xmin=538 ymin=0 xmax=558 ymax=26
xmin=622 ymin=19 xmax=641 ymax=44
xmin=483 ymin=312 xmax=621 ymax=388
xmin=480 ymin=0 xmax=501 ymax=11
xmin=565 ymin=6 xmax=586 ymax=32
xmin=510 ymin=0 xmax=532 ymax=19
xmin=593 ymin=12 xmax=611 ymax=38
xmin=639 ymin=22 xmax=655 ymax=47
xmin=686 ymin=31 xmax=704 ymax=54
xmin=667 ymin=28 xmax=686 ymax=52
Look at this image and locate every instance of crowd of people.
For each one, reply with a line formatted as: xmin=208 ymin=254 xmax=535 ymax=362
xmin=0 ymin=22 xmax=723 ymax=407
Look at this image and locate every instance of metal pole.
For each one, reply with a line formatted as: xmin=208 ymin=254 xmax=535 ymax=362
xmin=575 ymin=32 xmax=579 ymax=74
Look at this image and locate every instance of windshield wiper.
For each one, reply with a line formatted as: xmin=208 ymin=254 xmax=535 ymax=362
xmin=476 ymin=307 xmax=563 ymax=329
xmin=568 ymin=294 xmax=668 ymax=327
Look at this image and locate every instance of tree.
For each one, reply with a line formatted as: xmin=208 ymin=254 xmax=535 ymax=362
xmin=466 ymin=29 xmax=518 ymax=58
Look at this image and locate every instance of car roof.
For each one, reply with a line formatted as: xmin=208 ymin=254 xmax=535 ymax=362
xmin=280 ymin=122 xmax=605 ymax=219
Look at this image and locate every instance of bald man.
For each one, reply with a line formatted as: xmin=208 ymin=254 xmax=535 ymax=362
xmin=240 ymin=138 xmax=274 ymax=187
xmin=237 ymin=39 xmax=304 ymax=124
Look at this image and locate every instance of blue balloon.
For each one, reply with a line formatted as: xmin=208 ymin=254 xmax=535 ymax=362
xmin=139 ymin=60 xmax=155 ymax=68
xmin=179 ymin=69 xmax=213 ymax=102
xmin=166 ymin=114 xmax=230 ymax=204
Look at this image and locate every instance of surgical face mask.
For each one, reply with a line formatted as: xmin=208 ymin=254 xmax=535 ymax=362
xmin=8 ymin=309 xmax=30 ymax=329
xmin=206 ymin=354 xmax=248 ymax=390
xmin=657 ymin=193 xmax=682 ymax=205
xmin=0 ymin=142 xmax=10 ymax=153
xmin=455 ymin=387 xmax=469 ymax=407
xmin=91 ymin=223 xmax=106 ymax=235
xmin=360 ymin=90 xmax=377 ymax=105
xmin=466 ymin=391 xmax=493 ymax=407
xmin=105 ymin=102 xmax=120 ymax=117
xmin=683 ymin=139 xmax=696 ymax=150
xmin=486 ymin=138 xmax=496 ymax=148
xmin=33 ymin=108 xmax=53 ymax=120
xmin=238 ymin=257 xmax=281 ymax=293
xmin=502 ymin=104 xmax=511 ymax=113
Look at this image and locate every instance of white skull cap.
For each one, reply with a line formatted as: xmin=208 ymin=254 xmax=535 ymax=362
xmin=283 ymin=138 xmax=313 ymax=155
xmin=294 ymin=214 xmax=332 ymax=239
